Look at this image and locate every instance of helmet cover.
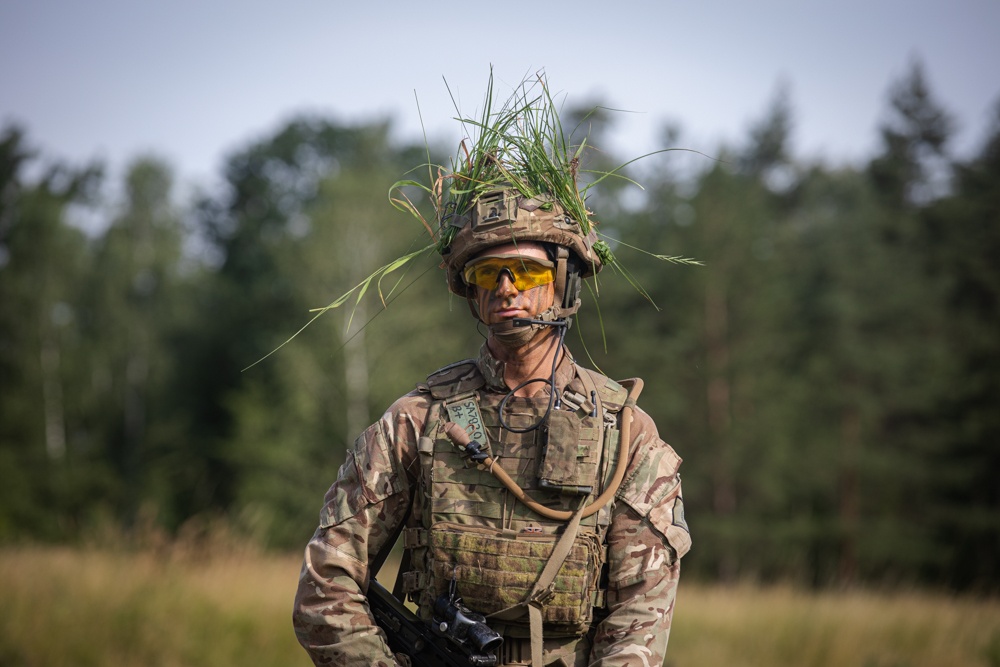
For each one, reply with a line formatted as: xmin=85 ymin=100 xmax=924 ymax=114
xmin=440 ymin=187 xmax=602 ymax=298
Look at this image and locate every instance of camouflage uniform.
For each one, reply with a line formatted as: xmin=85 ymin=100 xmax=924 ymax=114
xmin=293 ymin=344 xmax=690 ymax=666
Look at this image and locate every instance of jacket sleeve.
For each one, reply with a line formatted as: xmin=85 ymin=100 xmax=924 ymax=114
xmin=589 ymin=410 xmax=691 ymax=666
xmin=292 ymin=399 xmax=423 ymax=667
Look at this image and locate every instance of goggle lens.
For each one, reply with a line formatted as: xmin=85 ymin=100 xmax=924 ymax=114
xmin=463 ymin=255 xmax=556 ymax=291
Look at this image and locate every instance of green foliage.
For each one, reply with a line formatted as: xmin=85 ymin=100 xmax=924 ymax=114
xmin=0 ymin=127 xmax=109 ymax=539
xmin=868 ymin=60 xmax=955 ymax=207
xmin=82 ymin=156 xmax=188 ymax=527
xmin=191 ymin=117 xmax=478 ymax=548
xmin=1 ymin=62 xmax=999 ymax=593
xmin=916 ymin=100 xmax=1000 ymax=589
xmin=393 ymin=70 xmax=601 ymax=243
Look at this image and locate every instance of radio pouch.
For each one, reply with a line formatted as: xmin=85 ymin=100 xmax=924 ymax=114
xmin=537 ymin=409 xmax=599 ymax=495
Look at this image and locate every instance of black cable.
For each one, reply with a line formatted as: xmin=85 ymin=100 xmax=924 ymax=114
xmin=497 ymin=323 xmax=568 ymax=434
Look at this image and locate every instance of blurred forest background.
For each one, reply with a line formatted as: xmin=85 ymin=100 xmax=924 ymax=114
xmin=2 ymin=61 xmax=998 ymax=595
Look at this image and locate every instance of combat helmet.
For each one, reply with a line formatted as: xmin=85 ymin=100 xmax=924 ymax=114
xmin=439 ymin=186 xmax=602 ymax=332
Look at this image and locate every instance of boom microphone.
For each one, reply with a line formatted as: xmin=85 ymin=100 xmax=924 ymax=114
xmin=512 ymin=318 xmax=569 ymax=328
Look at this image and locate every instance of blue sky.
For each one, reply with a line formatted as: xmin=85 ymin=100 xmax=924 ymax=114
xmin=2 ymin=1 xmax=998 ymax=195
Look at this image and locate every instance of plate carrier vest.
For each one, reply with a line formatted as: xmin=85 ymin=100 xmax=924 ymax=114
xmin=399 ymin=358 xmax=632 ymax=638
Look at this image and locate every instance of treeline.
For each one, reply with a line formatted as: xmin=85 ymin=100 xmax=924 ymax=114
xmin=1 ymin=63 xmax=997 ymax=591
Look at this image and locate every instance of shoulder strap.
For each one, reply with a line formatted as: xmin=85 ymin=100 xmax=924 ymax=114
xmin=424 ymin=359 xmax=484 ymax=399
xmin=575 ymin=366 xmax=630 ymax=414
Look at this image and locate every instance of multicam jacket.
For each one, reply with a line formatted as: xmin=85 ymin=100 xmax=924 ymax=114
xmin=293 ymin=344 xmax=691 ymax=667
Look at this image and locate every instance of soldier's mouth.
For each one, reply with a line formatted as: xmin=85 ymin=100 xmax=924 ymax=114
xmin=492 ymin=306 xmax=525 ymax=320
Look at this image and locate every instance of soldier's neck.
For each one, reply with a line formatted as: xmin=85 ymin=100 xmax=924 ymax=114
xmin=487 ymin=330 xmax=562 ymax=397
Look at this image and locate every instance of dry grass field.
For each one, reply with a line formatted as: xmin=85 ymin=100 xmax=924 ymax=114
xmin=1 ymin=545 xmax=998 ymax=667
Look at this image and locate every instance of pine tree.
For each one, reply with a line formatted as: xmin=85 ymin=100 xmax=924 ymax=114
xmin=921 ymin=99 xmax=1000 ymax=590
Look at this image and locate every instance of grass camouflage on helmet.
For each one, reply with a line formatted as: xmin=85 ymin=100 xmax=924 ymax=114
xmin=440 ymin=186 xmax=599 ymax=299
xmin=389 ymin=69 xmax=700 ymax=302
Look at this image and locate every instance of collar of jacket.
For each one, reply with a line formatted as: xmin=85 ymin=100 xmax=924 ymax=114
xmin=475 ymin=342 xmax=577 ymax=396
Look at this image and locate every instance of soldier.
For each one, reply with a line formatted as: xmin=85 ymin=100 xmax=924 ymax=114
xmin=292 ymin=179 xmax=692 ymax=665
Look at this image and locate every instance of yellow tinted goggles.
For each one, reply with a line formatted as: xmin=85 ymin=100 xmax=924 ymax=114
xmin=462 ymin=255 xmax=556 ymax=291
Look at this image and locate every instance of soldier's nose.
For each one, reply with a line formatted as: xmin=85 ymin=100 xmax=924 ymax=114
xmin=495 ymin=270 xmax=517 ymax=295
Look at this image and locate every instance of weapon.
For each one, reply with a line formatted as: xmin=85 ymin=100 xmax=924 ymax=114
xmin=368 ymin=579 xmax=502 ymax=667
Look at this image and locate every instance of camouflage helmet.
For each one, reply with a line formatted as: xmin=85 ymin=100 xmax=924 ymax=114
xmin=439 ymin=186 xmax=603 ymax=299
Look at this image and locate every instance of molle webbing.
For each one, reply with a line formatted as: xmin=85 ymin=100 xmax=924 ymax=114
xmin=412 ymin=522 xmax=601 ymax=633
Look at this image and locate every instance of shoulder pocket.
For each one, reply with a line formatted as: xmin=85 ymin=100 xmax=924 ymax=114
xmin=647 ymin=494 xmax=691 ymax=560
xmin=617 ymin=437 xmax=682 ymax=514
xmin=618 ymin=438 xmax=691 ymax=559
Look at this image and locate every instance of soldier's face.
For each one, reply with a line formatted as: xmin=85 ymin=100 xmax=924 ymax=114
xmin=470 ymin=242 xmax=556 ymax=326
